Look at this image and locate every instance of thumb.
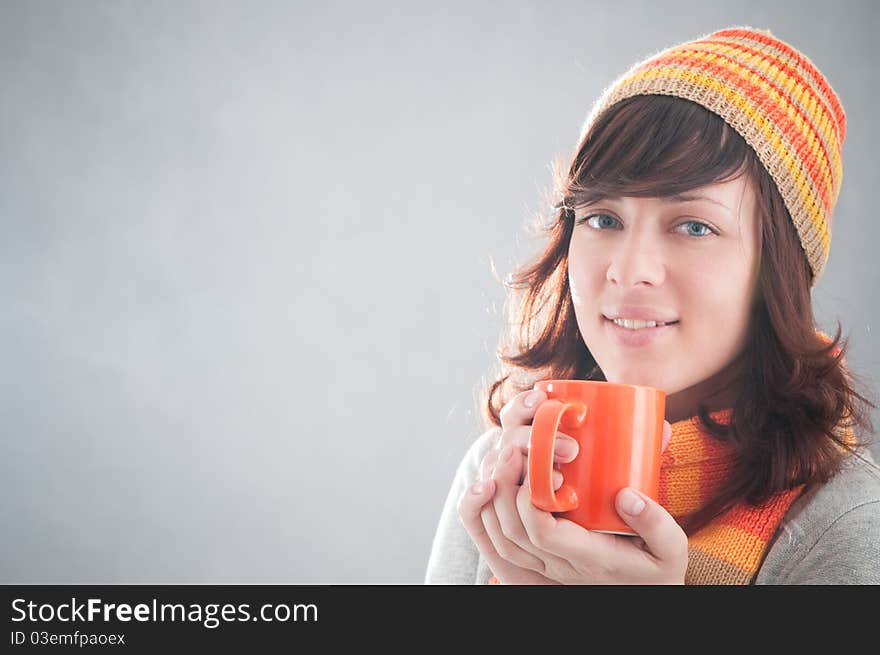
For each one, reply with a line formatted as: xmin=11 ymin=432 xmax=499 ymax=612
xmin=662 ymin=420 xmax=672 ymax=452
xmin=615 ymin=487 xmax=687 ymax=565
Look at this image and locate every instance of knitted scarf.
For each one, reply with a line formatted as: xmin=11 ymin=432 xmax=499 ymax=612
xmin=675 ymin=329 xmax=851 ymax=584
xmin=665 ymin=408 xmax=803 ymax=584
xmin=668 ymin=404 xmax=860 ymax=583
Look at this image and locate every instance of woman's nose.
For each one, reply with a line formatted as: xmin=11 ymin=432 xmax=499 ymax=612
xmin=605 ymin=236 xmax=667 ymax=287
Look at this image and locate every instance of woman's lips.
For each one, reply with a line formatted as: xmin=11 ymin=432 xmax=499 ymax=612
xmin=604 ymin=316 xmax=679 ymax=347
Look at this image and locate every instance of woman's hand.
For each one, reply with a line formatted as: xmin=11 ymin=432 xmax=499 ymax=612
xmin=457 ymin=388 xmax=579 ymax=584
xmin=459 ymin=388 xmax=684 ymax=584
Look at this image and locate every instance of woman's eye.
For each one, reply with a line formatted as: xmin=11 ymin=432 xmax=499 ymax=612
xmin=679 ymin=221 xmax=715 ymax=237
xmin=577 ymin=213 xmax=717 ymax=237
xmin=579 ymin=213 xmax=621 ymax=229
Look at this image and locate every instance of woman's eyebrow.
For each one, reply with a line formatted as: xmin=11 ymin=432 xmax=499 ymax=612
xmin=661 ymin=193 xmax=732 ymax=214
xmin=579 ymin=193 xmax=733 ymax=215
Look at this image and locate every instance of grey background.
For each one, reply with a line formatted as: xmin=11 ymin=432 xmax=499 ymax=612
xmin=2 ymin=0 xmax=877 ymax=583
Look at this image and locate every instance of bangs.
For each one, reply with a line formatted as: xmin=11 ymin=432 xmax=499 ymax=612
xmin=561 ymin=95 xmax=757 ymax=211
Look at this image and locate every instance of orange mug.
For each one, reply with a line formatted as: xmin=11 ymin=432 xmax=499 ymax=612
xmin=527 ymin=380 xmax=666 ymax=535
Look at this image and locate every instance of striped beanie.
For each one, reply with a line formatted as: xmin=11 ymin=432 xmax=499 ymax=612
xmin=578 ymin=27 xmax=846 ymax=287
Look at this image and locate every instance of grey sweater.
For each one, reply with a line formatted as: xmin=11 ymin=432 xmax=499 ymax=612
xmin=425 ymin=429 xmax=880 ymax=585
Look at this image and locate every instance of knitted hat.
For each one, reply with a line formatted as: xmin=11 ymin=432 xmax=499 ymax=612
xmin=578 ymin=27 xmax=846 ymax=287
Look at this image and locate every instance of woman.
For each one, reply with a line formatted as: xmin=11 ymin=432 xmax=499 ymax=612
xmin=425 ymin=26 xmax=880 ymax=584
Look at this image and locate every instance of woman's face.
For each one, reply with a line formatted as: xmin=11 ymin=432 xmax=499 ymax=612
xmin=567 ymin=173 xmax=761 ymax=412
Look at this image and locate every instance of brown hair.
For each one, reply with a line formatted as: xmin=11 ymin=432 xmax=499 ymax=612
xmin=479 ymin=94 xmax=877 ymax=536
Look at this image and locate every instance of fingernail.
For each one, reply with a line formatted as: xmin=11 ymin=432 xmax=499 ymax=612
xmin=619 ymin=488 xmax=646 ymax=516
xmin=524 ymin=390 xmax=542 ymax=407
xmin=471 ymin=481 xmax=484 ymax=495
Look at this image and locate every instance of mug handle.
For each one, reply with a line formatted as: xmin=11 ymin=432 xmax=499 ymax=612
xmin=528 ymin=398 xmax=588 ymax=512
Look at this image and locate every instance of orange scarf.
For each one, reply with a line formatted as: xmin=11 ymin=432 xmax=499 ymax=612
xmin=676 ymin=329 xmax=850 ymax=584
xmin=663 ymin=409 xmax=803 ymax=584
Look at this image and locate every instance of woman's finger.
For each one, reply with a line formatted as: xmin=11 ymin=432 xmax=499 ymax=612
xmin=498 ymin=388 xmax=547 ymax=431
xmin=457 ymin=477 xmax=547 ymax=575
xmin=480 ymin=449 xmax=499 ymax=482
xmin=490 ymin=445 xmax=549 ymax=560
xmin=456 ymin=479 xmax=509 ymax=565
xmin=484 ymin=429 xmax=576 ymax=484
xmin=479 ymin=503 xmax=546 ymax=573
xmin=614 ymin=487 xmax=689 ymax=568
xmin=479 ymin=445 xmax=547 ymax=571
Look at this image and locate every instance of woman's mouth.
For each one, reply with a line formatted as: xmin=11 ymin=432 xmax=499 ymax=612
xmin=603 ymin=315 xmax=679 ymax=346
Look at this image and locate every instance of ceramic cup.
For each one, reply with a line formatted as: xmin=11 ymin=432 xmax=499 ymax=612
xmin=528 ymin=379 xmax=666 ymax=535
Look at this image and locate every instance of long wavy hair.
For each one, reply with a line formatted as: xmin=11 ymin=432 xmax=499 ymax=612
xmin=479 ymin=94 xmax=877 ymax=536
